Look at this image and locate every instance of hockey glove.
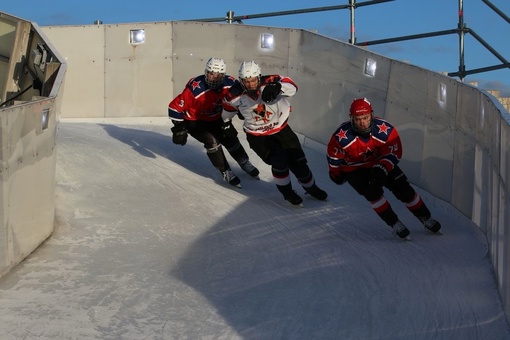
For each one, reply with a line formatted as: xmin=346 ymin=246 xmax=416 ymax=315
xmin=261 ymin=82 xmax=282 ymax=103
xmin=221 ymin=120 xmax=238 ymax=138
xmin=329 ymin=171 xmax=346 ymax=185
xmin=171 ymin=120 xmax=188 ymax=146
xmin=368 ymin=164 xmax=388 ymax=188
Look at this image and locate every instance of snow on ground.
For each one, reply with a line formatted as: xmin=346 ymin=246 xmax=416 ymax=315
xmin=0 ymin=118 xmax=508 ymax=339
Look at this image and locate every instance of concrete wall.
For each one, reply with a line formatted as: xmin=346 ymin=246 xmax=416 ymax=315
xmin=0 ymin=13 xmax=65 ymax=277
xmin=40 ymin=21 xmax=509 ymax=322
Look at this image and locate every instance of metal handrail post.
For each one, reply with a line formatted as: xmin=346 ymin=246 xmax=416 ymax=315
xmin=349 ymin=0 xmax=356 ymax=44
xmin=458 ymin=0 xmax=466 ymax=81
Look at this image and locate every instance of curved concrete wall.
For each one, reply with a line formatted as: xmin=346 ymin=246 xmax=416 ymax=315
xmin=40 ymin=21 xmax=509 ymax=321
xmin=0 ymin=13 xmax=65 ymax=277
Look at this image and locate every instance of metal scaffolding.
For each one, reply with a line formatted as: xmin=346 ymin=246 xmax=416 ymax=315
xmin=186 ymin=0 xmax=509 ymax=82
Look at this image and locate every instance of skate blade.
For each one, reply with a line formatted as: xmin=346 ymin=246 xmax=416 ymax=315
xmin=425 ymin=228 xmax=443 ymax=235
xmin=304 ymin=192 xmax=328 ymax=201
xmin=395 ymin=234 xmax=412 ymax=241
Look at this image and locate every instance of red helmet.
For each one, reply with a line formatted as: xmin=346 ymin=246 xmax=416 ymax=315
xmin=349 ymin=98 xmax=373 ymax=135
xmin=349 ymin=98 xmax=373 ymax=116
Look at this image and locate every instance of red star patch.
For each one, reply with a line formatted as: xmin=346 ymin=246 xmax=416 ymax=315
xmin=253 ymin=104 xmax=271 ymax=122
xmin=192 ymin=81 xmax=201 ymax=90
xmin=360 ymin=147 xmax=375 ymax=161
xmin=377 ymin=122 xmax=390 ymax=135
xmin=336 ymin=129 xmax=348 ymax=141
xmin=255 ymin=104 xmax=265 ymax=115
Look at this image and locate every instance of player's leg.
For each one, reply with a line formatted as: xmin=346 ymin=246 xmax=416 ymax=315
xmin=347 ymin=169 xmax=410 ymax=238
xmin=279 ymin=126 xmax=327 ymax=200
xmin=386 ymin=166 xmax=441 ymax=233
xmin=247 ymin=133 xmax=302 ymax=205
xmin=189 ymin=122 xmax=240 ymax=186
xmin=212 ymin=120 xmax=259 ymax=178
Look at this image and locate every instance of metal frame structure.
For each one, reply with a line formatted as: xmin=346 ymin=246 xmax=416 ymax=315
xmin=187 ymin=0 xmax=509 ymax=81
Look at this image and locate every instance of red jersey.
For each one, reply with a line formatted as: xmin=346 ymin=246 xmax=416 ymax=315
xmin=168 ymin=74 xmax=238 ymax=122
xmin=327 ymin=117 xmax=402 ymax=177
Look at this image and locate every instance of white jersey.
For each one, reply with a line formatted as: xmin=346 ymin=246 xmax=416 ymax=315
xmin=222 ymin=75 xmax=297 ymax=136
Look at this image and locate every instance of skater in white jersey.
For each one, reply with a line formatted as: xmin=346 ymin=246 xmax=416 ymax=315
xmin=222 ymin=61 xmax=327 ymax=205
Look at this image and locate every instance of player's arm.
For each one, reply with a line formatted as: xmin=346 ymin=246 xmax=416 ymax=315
xmin=377 ymin=127 xmax=402 ymax=174
xmin=327 ymin=134 xmax=347 ymax=185
xmin=168 ymin=92 xmax=186 ymax=121
xmin=221 ymin=83 xmax=244 ymax=121
xmin=279 ymin=76 xmax=297 ymax=97
xmin=260 ymin=75 xmax=297 ymax=103
xmin=220 ymin=98 xmax=239 ymax=138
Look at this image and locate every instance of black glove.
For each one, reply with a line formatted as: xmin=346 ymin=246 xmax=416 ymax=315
xmin=329 ymin=171 xmax=346 ymax=185
xmin=221 ymin=120 xmax=238 ymax=138
xmin=368 ymin=164 xmax=388 ymax=188
xmin=261 ymin=82 xmax=282 ymax=103
xmin=171 ymin=120 xmax=188 ymax=146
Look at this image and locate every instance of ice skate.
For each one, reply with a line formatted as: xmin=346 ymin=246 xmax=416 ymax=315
xmin=222 ymin=169 xmax=241 ymax=188
xmin=304 ymin=184 xmax=328 ymax=201
xmin=391 ymin=220 xmax=411 ymax=240
xmin=239 ymin=159 xmax=260 ymax=179
xmin=283 ymin=190 xmax=304 ymax=207
xmin=423 ymin=217 xmax=442 ymax=234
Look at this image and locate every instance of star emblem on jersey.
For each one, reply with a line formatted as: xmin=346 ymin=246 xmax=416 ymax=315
xmin=377 ymin=122 xmax=390 ymax=135
xmin=253 ymin=104 xmax=267 ymax=117
xmin=336 ymin=129 xmax=348 ymax=141
xmin=192 ymin=81 xmax=201 ymax=90
xmin=360 ymin=147 xmax=375 ymax=161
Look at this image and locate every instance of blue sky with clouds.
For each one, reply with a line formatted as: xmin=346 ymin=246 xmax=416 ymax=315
xmin=2 ymin=0 xmax=510 ymax=96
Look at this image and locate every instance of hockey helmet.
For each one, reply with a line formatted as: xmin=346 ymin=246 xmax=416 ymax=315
xmin=349 ymin=98 xmax=374 ymax=134
xmin=204 ymin=57 xmax=226 ymax=89
xmin=238 ymin=61 xmax=261 ymax=92
xmin=239 ymin=61 xmax=261 ymax=80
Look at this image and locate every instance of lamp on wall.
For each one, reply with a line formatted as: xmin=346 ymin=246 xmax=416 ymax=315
xmin=438 ymin=83 xmax=447 ymax=109
xmin=42 ymin=109 xmax=49 ymax=130
xmin=261 ymin=33 xmax=274 ymax=50
xmin=364 ymin=58 xmax=377 ymax=77
xmin=130 ymin=29 xmax=145 ymax=45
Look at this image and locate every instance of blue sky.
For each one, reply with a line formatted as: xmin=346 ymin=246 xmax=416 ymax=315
xmin=3 ymin=0 xmax=510 ymax=96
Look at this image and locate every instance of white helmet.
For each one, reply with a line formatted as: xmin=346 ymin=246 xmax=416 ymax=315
xmin=238 ymin=61 xmax=261 ymax=80
xmin=205 ymin=57 xmax=226 ymax=73
xmin=204 ymin=57 xmax=226 ymax=89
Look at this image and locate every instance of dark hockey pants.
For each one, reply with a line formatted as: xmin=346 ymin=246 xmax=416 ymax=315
xmin=346 ymin=165 xmax=431 ymax=226
xmin=247 ymin=125 xmax=314 ymax=196
xmin=188 ymin=120 xmax=250 ymax=173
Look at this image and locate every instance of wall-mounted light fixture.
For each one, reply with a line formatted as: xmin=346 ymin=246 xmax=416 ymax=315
xmin=261 ymin=33 xmax=274 ymax=50
xmin=130 ymin=29 xmax=145 ymax=45
xmin=42 ymin=109 xmax=49 ymax=130
xmin=364 ymin=58 xmax=377 ymax=77
xmin=32 ymin=43 xmax=48 ymax=72
xmin=437 ymin=83 xmax=447 ymax=109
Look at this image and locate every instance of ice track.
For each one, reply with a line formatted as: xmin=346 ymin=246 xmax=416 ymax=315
xmin=0 ymin=118 xmax=508 ymax=339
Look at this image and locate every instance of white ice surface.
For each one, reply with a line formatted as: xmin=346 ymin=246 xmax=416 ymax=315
xmin=0 ymin=118 xmax=509 ymax=340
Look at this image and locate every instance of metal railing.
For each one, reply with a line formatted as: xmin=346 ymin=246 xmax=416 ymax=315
xmin=185 ymin=0 xmax=509 ymax=82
